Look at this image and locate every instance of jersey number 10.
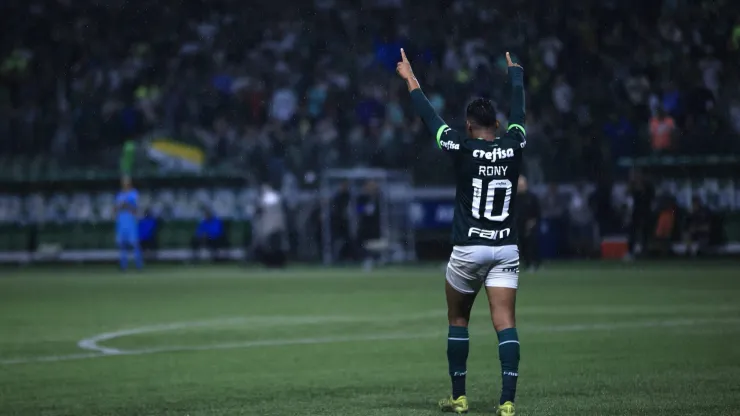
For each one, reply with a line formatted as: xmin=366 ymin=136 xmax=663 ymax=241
xmin=471 ymin=179 xmax=512 ymax=222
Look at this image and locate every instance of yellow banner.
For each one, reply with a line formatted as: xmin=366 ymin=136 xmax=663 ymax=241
xmin=147 ymin=138 xmax=204 ymax=171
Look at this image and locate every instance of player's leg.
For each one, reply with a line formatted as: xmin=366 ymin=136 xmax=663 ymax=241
xmin=445 ymin=280 xmax=477 ymax=399
xmin=130 ymin=228 xmax=143 ymax=270
xmin=485 ymin=245 xmax=520 ymax=414
xmin=439 ymin=247 xmax=488 ymax=413
xmin=116 ymin=228 xmax=129 ymax=270
xmin=486 ymin=286 xmax=518 ymax=405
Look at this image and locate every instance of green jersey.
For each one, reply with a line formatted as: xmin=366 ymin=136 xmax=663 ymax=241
xmin=410 ymin=66 xmax=526 ymax=247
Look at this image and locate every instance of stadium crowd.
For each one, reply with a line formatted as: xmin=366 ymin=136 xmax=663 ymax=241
xmin=2 ymin=0 xmax=740 ymax=185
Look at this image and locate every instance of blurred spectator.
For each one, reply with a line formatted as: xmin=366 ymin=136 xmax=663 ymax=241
xmin=624 ymin=72 xmax=651 ymax=109
xmin=552 ymin=75 xmax=573 ymax=115
xmin=649 ymin=108 xmax=676 ymax=153
xmin=191 ymin=208 xmax=226 ymax=262
xmin=603 ymin=113 xmax=637 ymax=159
xmin=568 ymin=184 xmax=597 ymax=258
xmin=626 ymin=169 xmax=655 ymax=260
xmin=732 ymin=17 xmax=740 ymax=51
xmin=590 ymin=178 xmax=620 ymax=237
xmin=270 ymin=86 xmax=297 ymax=122
xmin=662 ymin=83 xmax=681 ymax=117
xmin=138 ymin=209 xmax=159 ymax=259
xmin=358 ymin=181 xmax=384 ymax=271
xmin=516 ymin=176 xmax=541 ymax=271
xmin=540 ymin=183 xmax=567 ymax=222
xmin=683 ymin=196 xmax=712 ymax=256
xmin=652 ymin=196 xmax=678 ymax=257
xmin=331 ymin=181 xmax=353 ymax=262
xmin=253 ymin=184 xmax=288 ymax=268
xmin=1 ymin=0 xmax=739 ymax=184
xmin=538 ymin=35 xmax=563 ymax=70
xmin=699 ymin=53 xmax=722 ymax=97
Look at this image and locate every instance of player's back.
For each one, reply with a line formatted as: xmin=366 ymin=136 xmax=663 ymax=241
xmin=440 ymin=130 xmax=524 ymax=247
xmin=406 ymin=56 xmax=526 ymax=249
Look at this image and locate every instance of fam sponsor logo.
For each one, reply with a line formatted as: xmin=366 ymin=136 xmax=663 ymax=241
xmin=467 ymin=227 xmax=511 ymax=240
xmin=440 ymin=139 xmax=460 ymax=150
xmin=473 ymin=148 xmax=514 ymax=162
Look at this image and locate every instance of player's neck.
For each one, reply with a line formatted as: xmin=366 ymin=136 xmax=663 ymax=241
xmin=474 ymin=131 xmax=497 ymax=142
xmin=469 ymin=127 xmax=496 ymax=141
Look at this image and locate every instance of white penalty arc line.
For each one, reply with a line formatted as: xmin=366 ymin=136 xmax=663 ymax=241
xmin=2 ymin=316 xmax=739 ymax=366
xmin=0 ymin=332 xmax=438 ymax=365
xmin=78 ymin=303 xmax=740 ymax=355
xmin=77 ymin=311 xmax=448 ymax=355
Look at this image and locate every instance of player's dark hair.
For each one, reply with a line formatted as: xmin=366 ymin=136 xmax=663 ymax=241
xmin=466 ymin=98 xmax=498 ymax=129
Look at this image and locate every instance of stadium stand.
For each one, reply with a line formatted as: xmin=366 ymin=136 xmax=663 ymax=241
xmin=1 ymin=0 xmax=739 ymax=260
xmin=2 ymin=0 xmax=739 ymax=181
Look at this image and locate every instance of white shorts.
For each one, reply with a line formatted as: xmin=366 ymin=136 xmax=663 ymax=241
xmin=446 ymin=245 xmax=520 ymax=294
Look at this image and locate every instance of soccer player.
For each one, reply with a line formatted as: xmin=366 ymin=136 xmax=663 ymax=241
xmin=397 ymin=49 xmax=525 ymax=415
xmin=115 ymin=177 xmax=143 ymax=271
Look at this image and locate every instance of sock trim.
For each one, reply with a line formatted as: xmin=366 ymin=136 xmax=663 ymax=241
xmin=498 ymin=340 xmax=520 ymax=346
xmin=448 ymin=337 xmax=469 ymax=341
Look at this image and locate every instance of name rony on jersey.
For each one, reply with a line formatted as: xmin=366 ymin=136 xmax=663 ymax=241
xmin=474 ymin=147 xmax=514 ymax=177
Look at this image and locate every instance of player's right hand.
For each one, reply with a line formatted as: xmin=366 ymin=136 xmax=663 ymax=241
xmin=505 ymin=52 xmax=523 ymax=69
xmin=396 ymin=48 xmax=415 ymax=81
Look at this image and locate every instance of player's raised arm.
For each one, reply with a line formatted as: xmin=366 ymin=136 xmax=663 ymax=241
xmin=396 ymin=49 xmax=450 ymax=148
xmin=505 ymin=52 xmax=526 ymax=138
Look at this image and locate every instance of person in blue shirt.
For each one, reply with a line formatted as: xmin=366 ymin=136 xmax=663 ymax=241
xmin=115 ymin=177 xmax=143 ymax=271
xmin=138 ymin=208 xmax=159 ymax=260
xmin=191 ymin=208 xmax=226 ymax=262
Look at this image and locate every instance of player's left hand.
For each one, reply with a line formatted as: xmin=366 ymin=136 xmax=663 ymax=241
xmin=505 ymin=52 xmax=523 ymax=69
xmin=396 ymin=48 xmax=415 ymax=81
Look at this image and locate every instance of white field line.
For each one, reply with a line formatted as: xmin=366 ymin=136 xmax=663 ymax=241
xmin=76 ymin=304 xmax=740 ymax=355
xmin=76 ymin=312 xmax=444 ymax=355
xmin=1 ymin=316 xmax=738 ymax=366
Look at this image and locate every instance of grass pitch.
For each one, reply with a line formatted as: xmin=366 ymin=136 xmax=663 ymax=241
xmin=1 ymin=261 xmax=739 ymax=415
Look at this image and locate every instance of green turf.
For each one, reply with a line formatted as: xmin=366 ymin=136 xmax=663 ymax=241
xmin=1 ymin=262 xmax=739 ymax=415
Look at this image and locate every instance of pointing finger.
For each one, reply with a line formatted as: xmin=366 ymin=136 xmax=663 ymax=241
xmin=401 ymin=48 xmax=409 ymax=63
xmin=506 ymin=52 xmax=512 ymax=65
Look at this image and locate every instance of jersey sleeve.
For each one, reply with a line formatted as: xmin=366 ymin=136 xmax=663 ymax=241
xmin=409 ymin=88 xmax=462 ymax=154
xmin=505 ymin=66 xmax=526 ymax=147
xmin=436 ymin=125 xmax=464 ymax=153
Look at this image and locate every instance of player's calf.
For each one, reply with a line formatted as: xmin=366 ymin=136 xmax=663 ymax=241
xmin=444 ymin=280 xmax=476 ymax=401
xmin=117 ymin=240 xmax=144 ymax=271
xmin=486 ymin=286 xmax=519 ymax=406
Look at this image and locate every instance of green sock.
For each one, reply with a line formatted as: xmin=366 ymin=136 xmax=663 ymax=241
xmin=447 ymin=326 xmax=469 ymax=399
xmin=497 ymin=327 xmax=519 ymax=404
